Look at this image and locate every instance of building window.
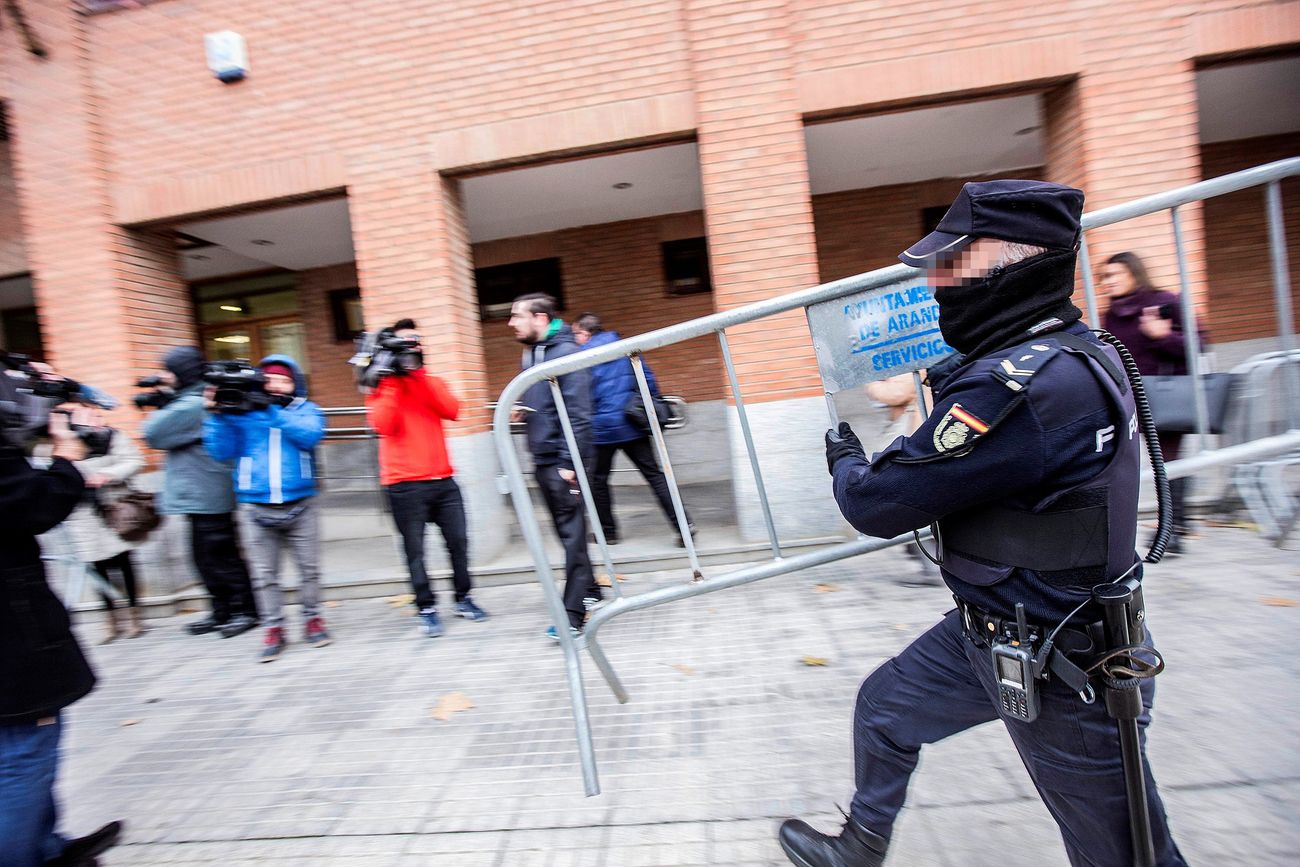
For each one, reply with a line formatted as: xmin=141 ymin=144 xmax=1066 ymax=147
xmin=329 ymin=287 xmax=364 ymax=342
xmin=662 ymin=238 xmax=711 ymax=296
xmin=193 ymin=273 xmax=310 ymax=371
xmin=0 ymin=306 xmax=43 ymax=360
xmin=474 ymin=257 xmax=564 ymax=320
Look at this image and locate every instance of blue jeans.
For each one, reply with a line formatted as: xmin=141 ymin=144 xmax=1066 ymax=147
xmin=0 ymin=716 xmax=66 ymax=867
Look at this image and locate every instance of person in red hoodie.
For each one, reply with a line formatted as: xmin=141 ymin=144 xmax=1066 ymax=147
xmin=365 ymin=319 xmax=488 ymax=637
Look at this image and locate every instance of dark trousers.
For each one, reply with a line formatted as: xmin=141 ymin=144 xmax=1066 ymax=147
xmin=95 ymin=551 xmax=139 ymax=611
xmin=386 ymin=478 xmax=472 ymax=612
xmin=188 ymin=513 xmax=257 ymax=623
xmin=1159 ymin=433 xmax=1190 ymax=534
xmin=592 ymin=437 xmax=688 ymax=537
xmin=850 ymin=610 xmax=1186 ymax=866
xmin=535 ymin=465 xmax=601 ymax=630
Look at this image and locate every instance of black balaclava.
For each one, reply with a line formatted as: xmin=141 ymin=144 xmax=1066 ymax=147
xmin=162 ymin=346 xmax=205 ymax=388
xmin=933 ymin=247 xmax=1082 ymax=359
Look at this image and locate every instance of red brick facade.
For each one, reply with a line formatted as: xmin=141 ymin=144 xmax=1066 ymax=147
xmin=2 ymin=0 xmax=1297 ymax=434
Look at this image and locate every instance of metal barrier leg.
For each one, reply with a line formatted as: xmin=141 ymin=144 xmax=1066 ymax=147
xmin=1079 ymin=233 xmax=1101 ymax=328
xmin=1170 ymin=206 xmax=1211 ymax=446
xmin=493 ymin=403 xmax=603 ymax=796
xmin=717 ymin=330 xmax=782 ymax=559
xmin=547 ymin=379 xmax=624 ymax=601
xmin=585 ymin=629 xmax=630 ymax=704
xmin=1265 ymin=182 xmax=1300 ymax=430
xmin=630 ymin=354 xmax=703 ymax=580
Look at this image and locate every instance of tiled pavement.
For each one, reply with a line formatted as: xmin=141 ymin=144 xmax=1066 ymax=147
xmin=55 ymin=526 xmax=1298 ymax=865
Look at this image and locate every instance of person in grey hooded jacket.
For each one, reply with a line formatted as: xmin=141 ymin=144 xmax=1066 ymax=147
xmin=142 ymin=346 xmax=257 ymax=638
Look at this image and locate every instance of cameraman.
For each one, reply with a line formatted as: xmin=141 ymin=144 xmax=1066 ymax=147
xmin=1 ymin=368 xmax=122 ymax=866
xmin=204 ymin=356 xmax=328 ymax=662
xmin=142 ymin=347 xmax=258 ymax=639
xmin=365 ymin=320 xmax=487 ymax=638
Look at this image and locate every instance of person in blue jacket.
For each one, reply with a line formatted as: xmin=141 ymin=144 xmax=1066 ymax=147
xmin=572 ymin=313 xmax=694 ymax=546
xmin=779 ymin=181 xmax=1186 ymax=867
xmin=204 ymin=356 xmax=328 ymax=661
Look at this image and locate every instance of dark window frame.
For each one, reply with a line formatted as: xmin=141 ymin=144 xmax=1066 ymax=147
xmin=329 ymin=287 xmax=365 ymax=343
xmin=661 ymin=237 xmax=712 ymax=296
xmin=474 ymin=257 xmax=565 ymax=321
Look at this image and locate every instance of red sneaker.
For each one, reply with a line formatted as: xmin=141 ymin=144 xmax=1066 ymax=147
xmin=260 ymin=626 xmax=286 ymax=663
xmin=305 ymin=617 xmax=331 ymax=648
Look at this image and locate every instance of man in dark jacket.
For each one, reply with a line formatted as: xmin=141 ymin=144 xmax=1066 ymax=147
xmin=142 ymin=346 xmax=257 ymax=638
xmin=780 ymin=181 xmax=1186 ymax=866
xmin=508 ymin=293 xmax=602 ymax=639
xmin=1 ymin=372 xmax=121 ymax=866
xmin=572 ymin=313 xmax=694 ymax=546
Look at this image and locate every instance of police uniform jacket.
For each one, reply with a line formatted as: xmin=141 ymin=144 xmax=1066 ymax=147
xmin=832 ymin=321 xmax=1141 ymax=625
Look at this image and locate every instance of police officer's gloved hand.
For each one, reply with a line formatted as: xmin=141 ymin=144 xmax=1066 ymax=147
xmin=825 ymin=422 xmax=865 ymax=474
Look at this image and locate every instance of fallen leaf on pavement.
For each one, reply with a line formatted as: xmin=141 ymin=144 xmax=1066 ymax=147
xmin=1261 ymin=597 xmax=1297 ymax=607
xmin=671 ymin=663 xmax=696 ymax=676
xmin=431 ymin=692 xmax=475 ymax=721
xmin=120 ymin=719 xmax=141 ymax=727
xmin=814 ymin=583 xmax=843 ymax=593
xmin=595 ymin=573 xmax=628 ymax=587
xmin=707 ymin=608 xmax=718 ymax=615
xmin=387 ymin=593 xmax=415 ymax=608
xmin=800 ymin=656 xmax=829 ymax=667
xmin=324 ymin=600 xmax=342 ymax=608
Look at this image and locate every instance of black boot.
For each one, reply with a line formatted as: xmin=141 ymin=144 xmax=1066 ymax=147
xmin=779 ymin=813 xmax=888 ymax=867
xmin=45 ymin=820 xmax=122 ymax=866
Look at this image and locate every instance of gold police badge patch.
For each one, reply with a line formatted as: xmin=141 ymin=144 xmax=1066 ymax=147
xmin=932 ymin=403 xmax=990 ymax=454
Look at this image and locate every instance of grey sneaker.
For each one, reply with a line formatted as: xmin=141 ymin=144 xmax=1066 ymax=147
xmin=419 ymin=609 xmax=444 ymax=638
xmin=455 ymin=598 xmax=489 ymax=621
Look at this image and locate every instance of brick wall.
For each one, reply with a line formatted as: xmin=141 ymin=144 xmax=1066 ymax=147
xmin=0 ymin=137 xmax=28 ymax=277
xmin=1200 ymin=132 xmax=1300 ymax=345
xmin=297 ymin=261 xmax=364 ymax=410
xmin=474 ymin=211 xmax=724 ymax=404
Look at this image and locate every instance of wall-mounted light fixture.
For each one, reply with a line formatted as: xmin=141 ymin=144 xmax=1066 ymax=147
xmin=218 ymin=304 xmax=243 ymax=313
xmin=214 ymin=334 xmax=251 ymax=344
xmin=205 ymin=31 xmax=249 ymax=83
xmin=249 ymin=239 xmax=275 ymax=246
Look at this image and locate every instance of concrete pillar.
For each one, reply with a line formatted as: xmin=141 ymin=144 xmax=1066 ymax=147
xmin=348 ymin=152 xmax=508 ymax=562
xmin=683 ymin=0 xmax=843 ymax=542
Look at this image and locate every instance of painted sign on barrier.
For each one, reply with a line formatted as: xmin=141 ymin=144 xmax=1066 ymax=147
xmin=807 ymin=276 xmax=956 ymax=392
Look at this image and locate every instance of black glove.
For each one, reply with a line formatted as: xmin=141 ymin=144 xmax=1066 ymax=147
xmin=825 ymin=422 xmax=865 ymax=474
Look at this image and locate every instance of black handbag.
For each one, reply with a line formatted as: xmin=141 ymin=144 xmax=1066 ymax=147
xmin=1143 ymin=373 xmax=1235 ymax=435
xmin=624 ymin=392 xmax=671 ymax=434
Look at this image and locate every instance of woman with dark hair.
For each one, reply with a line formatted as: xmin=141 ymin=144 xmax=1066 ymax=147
xmin=1101 ymin=251 xmax=1206 ymax=553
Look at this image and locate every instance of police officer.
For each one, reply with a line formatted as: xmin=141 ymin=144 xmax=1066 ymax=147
xmin=779 ymin=181 xmax=1187 ymax=867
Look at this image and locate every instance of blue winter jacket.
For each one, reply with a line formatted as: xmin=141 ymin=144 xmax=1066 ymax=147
xmin=203 ymin=355 xmax=325 ymax=505
xmin=580 ymin=330 xmax=661 ymax=446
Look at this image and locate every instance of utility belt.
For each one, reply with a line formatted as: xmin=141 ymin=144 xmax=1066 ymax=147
xmin=954 ymin=595 xmax=1102 ymax=718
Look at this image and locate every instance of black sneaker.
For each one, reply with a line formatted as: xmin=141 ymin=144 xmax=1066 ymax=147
xmin=219 ymin=614 xmax=259 ymax=639
xmin=778 ymin=811 xmax=887 ymax=867
xmin=46 ymin=820 xmax=123 ymax=866
xmin=186 ymin=615 xmax=223 ymax=636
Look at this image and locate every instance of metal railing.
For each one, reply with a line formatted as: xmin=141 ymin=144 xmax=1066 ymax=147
xmin=492 ymin=157 xmax=1300 ymax=795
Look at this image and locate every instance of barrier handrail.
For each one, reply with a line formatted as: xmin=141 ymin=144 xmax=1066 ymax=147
xmin=491 ymin=157 xmax=1300 ymax=796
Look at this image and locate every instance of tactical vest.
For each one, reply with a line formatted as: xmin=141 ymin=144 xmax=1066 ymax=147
xmin=937 ymin=334 xmax=1141 ymax=588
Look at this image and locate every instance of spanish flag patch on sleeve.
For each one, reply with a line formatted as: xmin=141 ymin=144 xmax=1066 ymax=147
xmin=932 ymin=402 xmax=990 ymax=453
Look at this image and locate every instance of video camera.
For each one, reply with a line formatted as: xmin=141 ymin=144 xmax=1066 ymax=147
xmin=348 ymin=329 xmax=423 ymax=390
xmin=0 ymin=351 xmax=113 ymax=456
xmin=133 ymin=374 xmax=177 ymax=409
xmin=203 ymin=360 xmax=281 ymax=414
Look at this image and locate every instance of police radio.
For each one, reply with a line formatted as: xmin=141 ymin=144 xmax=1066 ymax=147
xmin=990 ymin=603 xmax=1040 ymax=723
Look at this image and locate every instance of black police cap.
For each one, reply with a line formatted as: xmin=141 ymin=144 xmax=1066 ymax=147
xmin=899 ymin=179 xmax=1085 ymax=267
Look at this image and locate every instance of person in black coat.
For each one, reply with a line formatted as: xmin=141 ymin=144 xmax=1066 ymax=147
xmin=1 ymin=373 xmax=122 ymax=867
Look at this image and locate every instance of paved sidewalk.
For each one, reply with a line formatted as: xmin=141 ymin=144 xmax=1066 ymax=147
xmin=57 ymin=526 xmax=1298 ymax=866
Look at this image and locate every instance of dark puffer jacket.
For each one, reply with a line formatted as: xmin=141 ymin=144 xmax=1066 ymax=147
xmin=519 ymin=323 xmax=593 ymax=469
xmin=1 ymin=451 xmax=96 ymax=724
xmin=580 ymin=330 xmax=663 ymax=446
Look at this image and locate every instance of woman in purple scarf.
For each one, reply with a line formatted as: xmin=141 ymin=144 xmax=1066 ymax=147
xmin=1101 ymin=251 xmax=1206 ymax=554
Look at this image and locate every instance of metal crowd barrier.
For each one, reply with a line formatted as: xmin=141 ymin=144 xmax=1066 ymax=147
xmin=495 ymin=157 xmax=1299 ymax=795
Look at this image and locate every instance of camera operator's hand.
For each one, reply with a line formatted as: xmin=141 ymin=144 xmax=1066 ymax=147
xmin=825 ymin=422 xmax=865 ymax=474
xmin=48 ymin=412 xmax=89 ymax=462
xmin=203 ymin=385 xmax=218 ymax=410
xmin=84 ymin=473 xmax=112 ymax=488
